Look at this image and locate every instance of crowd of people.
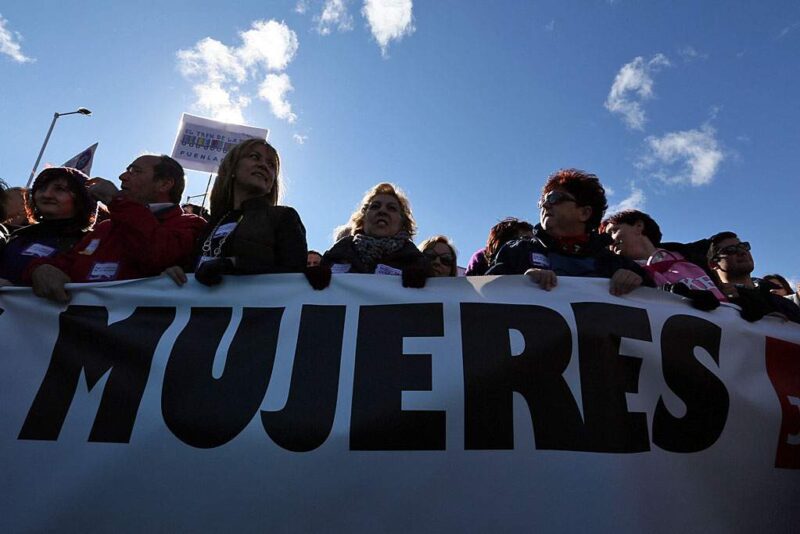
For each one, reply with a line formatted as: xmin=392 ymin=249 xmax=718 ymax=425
xmin=1 ymin=139 xmax=798 ymax=325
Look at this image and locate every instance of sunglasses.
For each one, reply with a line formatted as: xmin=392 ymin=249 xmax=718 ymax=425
xmin=424 ymin=251 xmax=455 ymax=267
xmin=538 ymin=191 xmax=577 ymax=208
xmin=714 ymin=241 xmax=751 ymax=259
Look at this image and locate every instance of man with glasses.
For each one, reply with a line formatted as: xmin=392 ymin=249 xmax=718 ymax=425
xmin=488 ymin=168 xmax=650 ymax=296
xmin=708 ymin=231 xmax=800 ymax=323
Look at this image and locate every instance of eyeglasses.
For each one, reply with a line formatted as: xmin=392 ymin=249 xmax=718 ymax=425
xmin=424 ymin=251 xmax=455 ymax=267
xmin=714 ymin=241 xmax=751 ymax=259
xmin=538 ymin=191 xmax=577 ymax=208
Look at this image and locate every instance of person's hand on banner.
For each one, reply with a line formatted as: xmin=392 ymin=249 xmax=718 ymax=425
xmin=304 ymin=265 xmax=332 ymax=290
xmin=195 ymin=257 xmax=232 ymax=286
xmin=401 ymin=264 xmax=428 ymax=288
xmin=86 ymin=178 xmax=120 ymax=205
xmin=609 ymin=269 xmax=642 ymax=296
xmin=163 ymin=266 xmax=188 ymax=286
xmin=31 ymin=265 xmax=72 ymax=303
xmin=525 ymin=268 xmax=557 ymax=290
xmin=665 ymin=283 xmax=721 ymax=311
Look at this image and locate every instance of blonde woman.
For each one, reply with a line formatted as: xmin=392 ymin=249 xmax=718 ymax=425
xmin=165 ymin=139 xmax=307 ymax=286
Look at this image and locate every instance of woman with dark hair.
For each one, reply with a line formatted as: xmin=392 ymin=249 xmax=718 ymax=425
xmin=763 ymin=273 xmax=800 ymax=307
xmin=763 ymin=274 xmax=793 ymax=296
xmin=164 ymin=138 xmax=307 ymax=286
xmin=420 ymin=235 xmax=458 ymax=277
xmin=0 ymin=167 xmax=96 ymax=286
xmin=310 ymin=182 xmax=428 ymax=288
xmin=465 ymin=217 xmax=533 ymax=276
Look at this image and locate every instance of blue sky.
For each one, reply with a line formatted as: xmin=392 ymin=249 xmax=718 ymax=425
xmin=1 ymin=1 xmax=798 ymax=284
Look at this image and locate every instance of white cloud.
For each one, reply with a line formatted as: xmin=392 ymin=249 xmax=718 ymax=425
xmin=317 ymin=0 xmax=354 ymax=35
xmin=176 ymin=20 xmax=299 ymax=124
xmin=640 ymin=124 xmax=724 ymax=186
xmin=777 ymin=21 xmax=799 ymax=40
xmin=605 ymin=54 xmax=670 ymax=130
xmin=0 ymin=15 xmax=33 ymax=63
xmin=608 ymin=184 xmax=646 ymax=214
xmin=544 ymin=19 xmax=555 ymax=32
xmin=177 ymin=38 xmax=246 ymax=83
xmin=238 ymin=20 xmax=299 ymax=71
xmin=295 ymin=0 xmax=309 ymax=14
xmin=194 ymin=82 xmax=250 ymax=124
xmin=259 ymin=73 xmax=297 ymax=123
xmin=293 ymin=133 xmax=308 ymax=144
xmin=362 ymin=0 xmax=415 ymax=56
xmin=678 ymin=45 xmax=708 ymax=61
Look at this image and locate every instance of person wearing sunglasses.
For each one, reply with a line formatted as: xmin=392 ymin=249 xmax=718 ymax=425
xmin=420 ymin=235 xmax=458 ymax=277
xmin=487 ymin=168 xmax=652 ymax=296
xmin=707 ymin=232 xmax=800 ymax=323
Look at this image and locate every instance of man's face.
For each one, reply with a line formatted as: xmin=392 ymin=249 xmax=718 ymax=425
xmin=119 ymin=156 xmax=165 ymax=204
xmin=711 ymin=237 xmax=754 ymax=277
xmin=539 ymin=189 xmax=590 ymax=237
xmin=307 ymin=252 xmax=322 ymax=267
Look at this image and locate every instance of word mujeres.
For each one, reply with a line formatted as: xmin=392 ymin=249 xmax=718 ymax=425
xmin=16 ymin=301 xmax=753 ymax=455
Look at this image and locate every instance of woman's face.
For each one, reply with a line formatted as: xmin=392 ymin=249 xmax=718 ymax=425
xmin=424 ymin=242 xmax=455 ymax=277
xmin=362 ymin=193 xmax=403 ymax=237
xmin=766 ymin=278 xmax=790 ymax=296
xmin=233 ymin=144 xmax=277 ymax=202
xmin=35 ymin=178 xmax=76 ymax=220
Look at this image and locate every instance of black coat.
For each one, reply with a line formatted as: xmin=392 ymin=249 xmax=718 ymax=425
xmin=322 ymin=235 xmax=426 ymax=274
xmin=192 ymin=196 xmax=307 ymax=274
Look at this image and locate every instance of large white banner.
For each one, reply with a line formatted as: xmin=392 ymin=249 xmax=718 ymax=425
xmin=170 ymin=113 xmax=269 ymax=174
xmin=1 ymin=275 xmax=799 ymax=532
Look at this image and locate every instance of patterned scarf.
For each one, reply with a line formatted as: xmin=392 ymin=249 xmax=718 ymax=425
xmin=352 ymin=232 xmax=410 ymax=271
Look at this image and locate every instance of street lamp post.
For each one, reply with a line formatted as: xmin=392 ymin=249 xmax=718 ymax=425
xmin=26 ymin=107 xmax=92 ymax=187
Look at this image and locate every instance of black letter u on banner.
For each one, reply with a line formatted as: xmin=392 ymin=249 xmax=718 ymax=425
xmin=162 ymin=307 xmax=283 ymax=448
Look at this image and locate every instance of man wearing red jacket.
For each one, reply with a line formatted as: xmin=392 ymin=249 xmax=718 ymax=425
xmin=26 ymin=154 xmax=206 ymax=302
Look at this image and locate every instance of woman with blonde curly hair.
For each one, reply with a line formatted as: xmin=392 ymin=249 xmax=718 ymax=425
xmin=308 ymin=182 xmax=428 ymax=289
xmin=165 ymin=138 xmax=308 ymax=286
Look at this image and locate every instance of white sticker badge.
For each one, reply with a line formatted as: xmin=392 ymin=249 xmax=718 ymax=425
xmin=330 ymin=263 xmax=352 ymax=274
xmin=213 ymin=222 xmax=238 ymax=238
xmin=374 ymin=264 xmax=402 ymax=276
xmin=78 ymin=239 xmax=101 ymax=256
xmin=21 ymin=243 xmax=57 ymax=258
xmin=87 ymin=262 xmax=119 ymax=281
xmin=530 ymin=253 xmax=550 ymax=268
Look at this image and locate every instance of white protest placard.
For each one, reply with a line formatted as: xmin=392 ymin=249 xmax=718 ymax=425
xmin=170 ymin=113 xmax=269 ymax=174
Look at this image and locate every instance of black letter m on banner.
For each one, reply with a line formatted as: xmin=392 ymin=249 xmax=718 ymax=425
xmin=18 ymin=305 xmax=175 ymax=443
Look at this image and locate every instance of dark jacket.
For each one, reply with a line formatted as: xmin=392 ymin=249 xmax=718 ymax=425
xmin=733 ymin=278 xmax=800 ymax=324
xmin=0 ymin=218 xmax=88 ymax=284
xmin=486 ymin=224 xmax=653 ymax=284
xmin=322 ymin=235 xmax=427 ymax=274
xmin=194 ymin=196 xmax=307 ymax=274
